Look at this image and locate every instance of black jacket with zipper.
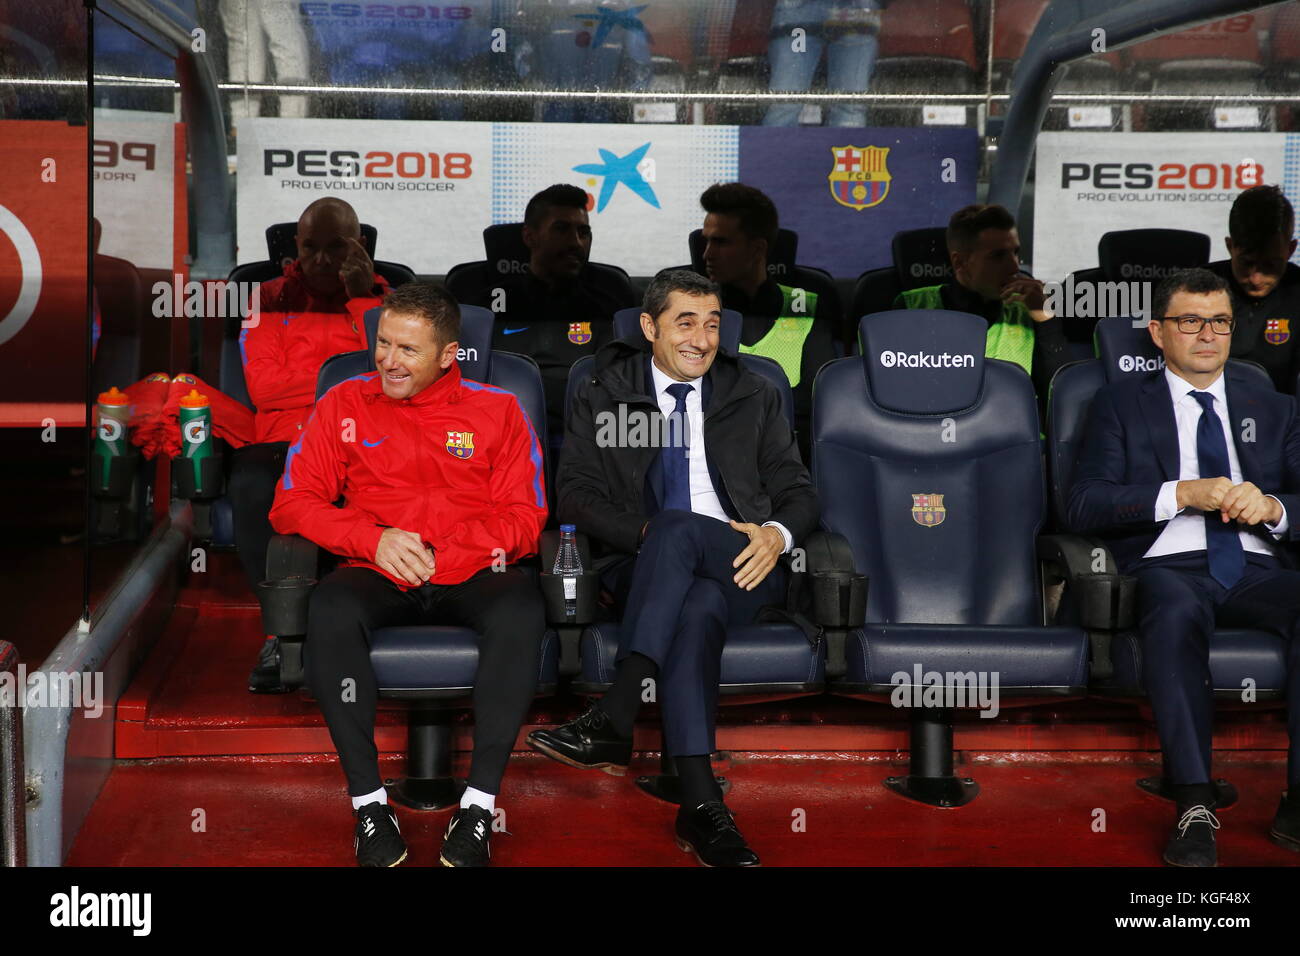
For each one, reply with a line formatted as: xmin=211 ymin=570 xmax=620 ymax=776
xmin=557 ymin=337 xmax=820 ymax=561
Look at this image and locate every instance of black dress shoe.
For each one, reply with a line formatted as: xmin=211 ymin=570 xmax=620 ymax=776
xmin=526 ymin=702 xmax=631 ymax=775
xmin=248 ymin=637 xmax=290 ymax=694
xmin=1163 ymin=803 xmax=1219 ymax=867
xmin=1269 ymin=791 xmax=1300 ymax=852
xmin=675 ymin=801 xmax=761 ymax=868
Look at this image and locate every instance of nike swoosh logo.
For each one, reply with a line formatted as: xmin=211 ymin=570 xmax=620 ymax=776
xmin=362 ymin=438 xmax=386 ymax=447
xmin=502 ymin=327 xmax=528 ymax=335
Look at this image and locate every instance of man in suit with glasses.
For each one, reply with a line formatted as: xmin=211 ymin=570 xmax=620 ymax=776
xmin=1068 ymin=267 xmax=1300 ymax=866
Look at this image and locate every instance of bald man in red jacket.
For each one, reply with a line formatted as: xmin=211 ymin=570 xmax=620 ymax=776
xmin=235 ymin=198 xmax=388 ymax=693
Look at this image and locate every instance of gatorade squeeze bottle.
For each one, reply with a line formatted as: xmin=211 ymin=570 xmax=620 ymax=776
xmin=178 ymin=389 xmax=214 ymax=495
xmin=93 ymin=386 xmax=131 ymax=494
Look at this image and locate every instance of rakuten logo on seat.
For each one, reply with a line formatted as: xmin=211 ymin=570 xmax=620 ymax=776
xmin=909 ymin=262 xmax=950 ymax=279
xmin=1117 ymin=354 xmax=1165 ymax=373
xmin=878 ymin=350 xmax=976 ymax=369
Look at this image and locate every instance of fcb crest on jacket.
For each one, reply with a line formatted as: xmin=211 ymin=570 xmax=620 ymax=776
xmin=829 ymin=145 xmax=891 ymax=211
xmin=568 ymin=322 xmax=592 ymax=345
xmin=911 ymin=493 xmax=946 ymax=527
xmin=1265 ymin=318 xmax=1291 ymax=345
xmin=446 ymin=430 xmax=475 ymax=459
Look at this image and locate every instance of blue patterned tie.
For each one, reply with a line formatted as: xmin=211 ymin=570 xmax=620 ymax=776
xmin=661 ymin=383 xmax=694 ymax=512
xmin=1190 ymin=390 xmax=1244 ymax=589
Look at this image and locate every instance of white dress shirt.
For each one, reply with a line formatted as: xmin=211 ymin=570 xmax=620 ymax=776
xmin=1144 ymin=368 xmax=1289 ymax=559
xmin=649 ymin=359 xmax=793 ymax=553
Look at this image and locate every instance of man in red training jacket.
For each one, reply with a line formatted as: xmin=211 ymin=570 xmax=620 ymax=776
xmin=270 ymin=281 xmax=548 ymax=868
xmin=236 ymin=197 xmax=389 ymax=693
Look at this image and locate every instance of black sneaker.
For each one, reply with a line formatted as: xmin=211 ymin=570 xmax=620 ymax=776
xmin=248 ymin=637 xmax=289 ymax=694
xmin=1270 ymin=791 xmax=1300 ymax=852
xmin=526 ymin=702 xmax=632 ymax=775
xmin=440 ymin=805 xmax=494 ymax=867
xmin=1163 ymin=803 xmax=1219 ymax=867
xmin=354 ymin=802 xmax=407 ymax=867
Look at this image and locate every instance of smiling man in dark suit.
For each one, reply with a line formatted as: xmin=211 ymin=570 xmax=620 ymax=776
xmin=528 ymin=269 xmax=819 ymax=866
xmin=1068 ymin=267 xmax=1300 ymax=866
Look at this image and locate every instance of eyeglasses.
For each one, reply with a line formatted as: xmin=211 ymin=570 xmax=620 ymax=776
xmin=1163 ymin=315 xmax=1235 ymax=335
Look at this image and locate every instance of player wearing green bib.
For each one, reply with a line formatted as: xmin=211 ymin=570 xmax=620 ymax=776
xmin=697 ymin=183 xmax=839 ymax=459
xmin=893 ymin=204 xmax=1070 ymax=408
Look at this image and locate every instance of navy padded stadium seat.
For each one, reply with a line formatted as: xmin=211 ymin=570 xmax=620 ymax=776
xmin=1045 ymin=316 xmax=1286 ymax=701
xmin=1062 ymin=229 xmax=1210 ymax=344
xmin=848 ymin=227 xmax=953 ymax=351
xmin=814 ymin=309 xmax=1089 ymax=805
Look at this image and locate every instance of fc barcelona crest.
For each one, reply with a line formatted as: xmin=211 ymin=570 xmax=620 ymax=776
xmin=1265 ymin=318 xmax=1290 ymax=345
xmin=911 ymin=493 xmax=946 ymax=527
xmin=568 ymin=322 xmax=592 ymax=345
xmin=829 ymin=145 xmax=891 ymax=211
xmin=446 ymin=431 xmax=475 ymax=460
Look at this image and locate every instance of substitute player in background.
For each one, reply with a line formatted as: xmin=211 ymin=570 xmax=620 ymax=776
xmin=1209 ymin=184 xmax=1300 ymax=394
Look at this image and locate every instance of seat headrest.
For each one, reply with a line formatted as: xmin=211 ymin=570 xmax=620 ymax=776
xmin=688 ymin=228 xmax=799 ymax=282
xmin=361 ymin=303 xmax=494 ymax=382
xmin=483 ymin=223 xmax=530 ymax=276
xmin=1093 ymin=316 xmax=1165 ymax=380
xmin=891 ymin=227 xmax=953 ymax=290
xmin=265 ymin=222 xmax=378 ymax=269
xmin=1098 ymin=229 xmax=1209 ymax=282
xmin=454 ymin=304 xmax=495 ymax=381
xmin=613 ymin=307 xmax=744 ymax=354
xmin=859 ymin=310 xmax=987 ymax=414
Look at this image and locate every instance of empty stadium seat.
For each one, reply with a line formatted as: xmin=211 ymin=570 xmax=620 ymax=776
xmin=443 ymin=223 xmax=635 ymax=315
xmin=1062 ymin=228 xmax=1210 ymax=344
xmin=1127 ymin=11 xmax=1274 ymax=131
xmin=872 ymin=0 xmax=978 ymax=126
xmin=816 ymin=309 xmax=1090 ymax=806
xmin=260 ymin=303 xmax=558 ymax=810
xmin=1043 ymin=316 xmax=1286 ymax=806
xmin=848 ymin=227 xmax=952 ymax=337
xmin=989 ymin=0 xmax=1049 ymax=94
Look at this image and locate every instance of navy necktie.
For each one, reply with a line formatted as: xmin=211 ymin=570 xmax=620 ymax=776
xmin=1190 ymin=390 xmax=1244 ymax=589
xmin=661 ymin=382 xmax=694 ymax=512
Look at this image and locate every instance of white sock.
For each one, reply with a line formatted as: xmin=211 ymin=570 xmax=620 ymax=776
xmin=351 ymin=786 xmax=388 ymax=811
xmin=460 ymin=786 xmax=496 ymax=813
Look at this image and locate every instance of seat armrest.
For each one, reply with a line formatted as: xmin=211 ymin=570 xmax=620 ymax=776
xmin=795 ymin=530 xmax=866 ymax=679
xmin=1038 ymin=534 xmax=1137 ymax=682
xmin=257 ymin=534 xmax=322 ymax=638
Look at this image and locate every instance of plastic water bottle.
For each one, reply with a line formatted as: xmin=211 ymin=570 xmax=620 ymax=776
xmin=553 ymin=524 xmax=582 ymax=619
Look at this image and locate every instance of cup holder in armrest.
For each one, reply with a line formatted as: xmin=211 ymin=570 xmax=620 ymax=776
xmin=1072 ymin=572 xmax=1137 ymax=631
xmin=257 ymin=576 xmax=317 ymax=637
xmin=811 ymin=571 xmax=868 ymax=628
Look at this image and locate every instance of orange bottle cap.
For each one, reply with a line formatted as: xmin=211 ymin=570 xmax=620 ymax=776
xmin=97 ymin=386 xmax=129 ymax=406
xmin=179 ymin=389 xmax=210 ymax=408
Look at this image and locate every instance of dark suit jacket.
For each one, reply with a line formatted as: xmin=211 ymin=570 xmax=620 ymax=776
xmin=558 ymin=337 xmax=819 ymax=562
xmin=1066 ymin=363 xmax=1300 ymax=572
